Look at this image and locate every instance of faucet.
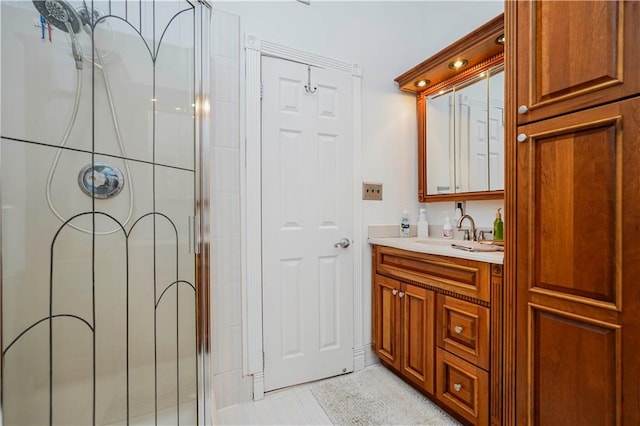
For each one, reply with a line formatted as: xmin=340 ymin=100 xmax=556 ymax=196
xmin=456 ymin=214 xmax=477 ymax=241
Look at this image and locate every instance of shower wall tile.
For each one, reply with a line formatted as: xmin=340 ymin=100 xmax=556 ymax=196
xmin=212 ymin=101 xmax=240 ymax=148
xmin=212 ymin=146 xmax=240 ymax=193
xmin=213 ymin=281 xmax=242 ymax=330
xmin=211 ymin=8 xmax=244 ymax=410
xmin=212 ymin=56 xmax=240 ymax=105
xmin=212 ymin=325 xmax=242 ymax=374
xmin=212 ymin=192 xmax=240 ymax=238
xmin=212 ymin=237 xmax=241 ymax=284
xmin=213 ymin=369 xmax=253 ymax=410
xmin=212 ymin=11 xmax=240 ymax=60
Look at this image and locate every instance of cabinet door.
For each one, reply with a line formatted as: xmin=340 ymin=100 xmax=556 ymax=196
xmin=401 ymin=283 xmax=435 ymax=394
xmin=516 ymin=98 xmax=640 ymax=425
xmin=516 ymin=0 xmax=640 ymax=124
xmin=374 ymin=275 xmax=401 ymax=370
xmin=437 ymin=295 xmax=489 ymax=370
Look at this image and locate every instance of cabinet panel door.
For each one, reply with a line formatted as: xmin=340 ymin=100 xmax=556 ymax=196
xmin=437 ymin=295 xmax=490 ymax=370
xmin=436 ymin=348 xmax=489 ymax=426
xmin=374 ymin=275 xmax=401 ymax=370
xmin=401 ymin=284 xmax=435 ymax=394
xmin=516 ymin=0 xmax=640 ymax=124
xmin=516 ymin=98 xmax=640 ymax=424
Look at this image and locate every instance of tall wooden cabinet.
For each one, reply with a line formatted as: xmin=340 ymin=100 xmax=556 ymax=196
xmin=508 ymin=1 xmax=640 ymax=424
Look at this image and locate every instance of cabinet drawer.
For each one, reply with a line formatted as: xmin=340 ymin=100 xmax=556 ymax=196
xmin=437 ymin=295 xmax=490 ymax=369
xmin=436 ymin=348 xmax=489 ymax=426
xmin=375 ymin=246 xmax=491 ymax=302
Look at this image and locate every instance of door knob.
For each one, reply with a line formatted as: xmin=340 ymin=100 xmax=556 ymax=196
xmin=517 ymin=133 xmax=528 ymax=143
xmin=399 ymin=292 xmax=405 ymax=298
xmin=453 ymin=383 xmax=462 ymax=392
xmin=518 ymin=105 xmax=529 ymax=114
xmin=454 ymin=326 xmax=463 ymax=334
xmin=334 ymin=238 xmax=351 ymax=248
xmin=392 ymin=289 xmax=398 ymax=296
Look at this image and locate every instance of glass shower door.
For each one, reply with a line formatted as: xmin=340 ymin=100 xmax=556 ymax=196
xmin=0 ymin=1 xmax=209 ymax=424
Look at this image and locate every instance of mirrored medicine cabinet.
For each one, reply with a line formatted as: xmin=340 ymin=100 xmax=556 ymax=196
xmin=395 ymin=14 xmax=505 ymax=202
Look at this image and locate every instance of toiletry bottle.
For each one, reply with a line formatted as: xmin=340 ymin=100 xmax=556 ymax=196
xmin=493 ymin=208 xmax=504 ymax=240
xmin=400 ymin=209 xmax=410 ymax=237
xmin=443 ymin=215 xmax=453 ymax=239
xmin=417 ymin=208 xmax=429 ymax=238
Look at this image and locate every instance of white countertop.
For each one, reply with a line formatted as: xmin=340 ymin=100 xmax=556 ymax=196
xmin=368 ymin=236 xmax=504 ymax=265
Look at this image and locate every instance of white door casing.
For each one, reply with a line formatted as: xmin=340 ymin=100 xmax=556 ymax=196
xmin=261 ymin=56 xmax=354 ymax=391
xmin=242 ymin=35 xmax=363 ymax=400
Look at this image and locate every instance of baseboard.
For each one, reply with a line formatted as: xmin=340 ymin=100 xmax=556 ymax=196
xmin=252 ymin=372 xmax=264 ymax=401
xmin=364 ymin=343 xmax=380 ymax=367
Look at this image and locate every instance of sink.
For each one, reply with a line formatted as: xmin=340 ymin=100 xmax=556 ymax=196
xmin=413 ymin=239 xmax=455 ymax=246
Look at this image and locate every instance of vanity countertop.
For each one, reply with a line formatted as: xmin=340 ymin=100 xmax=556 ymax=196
xmin=368 ymin=236 xmax=504 ymax=265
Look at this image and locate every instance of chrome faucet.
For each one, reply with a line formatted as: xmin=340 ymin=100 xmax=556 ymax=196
xmin=456 ymin=214 xmax=477 ymax=241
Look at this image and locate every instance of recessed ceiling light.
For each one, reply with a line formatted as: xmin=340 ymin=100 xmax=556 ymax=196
xmin=414 ymin=79 xmax=430 ymax=88
xmin=495 ymin=34 xmax=505 ymax=45
xmin=448 ymin=59 xmax=468 ymax=70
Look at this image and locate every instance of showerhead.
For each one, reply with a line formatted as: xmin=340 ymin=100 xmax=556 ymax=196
xmin=33 ymin=0 xmax=88 ymax=69
xmin=32 ymin=0 xmax=84 ymax=34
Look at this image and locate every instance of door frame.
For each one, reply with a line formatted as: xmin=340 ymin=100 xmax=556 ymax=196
xmin=241 ymin=34 xmax=363 ymax=400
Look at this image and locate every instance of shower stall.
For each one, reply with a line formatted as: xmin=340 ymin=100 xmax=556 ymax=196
xmin=0 ymin=0 xmax=211 ymax=424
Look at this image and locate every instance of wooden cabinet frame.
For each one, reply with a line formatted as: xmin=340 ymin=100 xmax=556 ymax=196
xmin=394 ymin=14 xmax=505 ymax=202
xmin=372 ymin=245 xmax=503 ymax=425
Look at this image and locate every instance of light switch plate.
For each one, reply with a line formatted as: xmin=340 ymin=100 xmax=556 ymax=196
xmin=362 ymin=182 xmax=383 ymax=200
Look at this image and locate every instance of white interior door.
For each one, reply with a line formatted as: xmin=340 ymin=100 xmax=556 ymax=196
xmin=459 ymin=95 xmax=488 ymax=192
xmin=261 ymin=56 xmax=354 ymax=392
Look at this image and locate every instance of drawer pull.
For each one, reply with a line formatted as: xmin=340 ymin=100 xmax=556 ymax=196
xmin=454 ymin=326 xmax=463 ymax=334
xmin=399 ymin=291 xmax=405 ymax=298
xmin=453 ymin=383 xmax=462 ymax=392
xmin=392 ymin=289 xmax=398 ymax=296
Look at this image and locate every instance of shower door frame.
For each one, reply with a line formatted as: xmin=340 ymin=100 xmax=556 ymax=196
xmin=0 ymin=1 xmax=213 ymax=424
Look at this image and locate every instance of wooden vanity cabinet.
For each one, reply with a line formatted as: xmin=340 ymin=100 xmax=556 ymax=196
xmin=373 ymin=274 xmax=435 ymax=393
xmin=372 ymin=245 xmax=503 ymax=426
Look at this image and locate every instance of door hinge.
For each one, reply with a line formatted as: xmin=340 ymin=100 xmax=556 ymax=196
xmin=262 ymin=351 xmax=265 ymax=369
xmin=260 ymin=82 xmax=264 ymax=100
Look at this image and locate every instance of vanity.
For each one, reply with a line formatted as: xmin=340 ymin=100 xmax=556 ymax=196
xmin=372 ymin=13 xmax=506 ymax=426
xmin=370 ymin=239 xmax=503 ymax=426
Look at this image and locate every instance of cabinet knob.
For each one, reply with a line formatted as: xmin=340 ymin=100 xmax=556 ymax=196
xmin=518 ymin=105 xmax=529 ymax=114
xmin=453 ymin=383 xmax=462 ymax=392
xmin=454 ymin=326 xmax=463 ymax=334
xmin=399 ymin=291 xmax=405 ymax=298
xmin=517 ymin=133 xmax=528 ymax=143
xmin=392 ymin=289 xmax=398 ymax=296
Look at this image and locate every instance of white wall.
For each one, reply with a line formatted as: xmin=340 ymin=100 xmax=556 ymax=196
xmin=211 ymin=0 xmax=504 ymax=408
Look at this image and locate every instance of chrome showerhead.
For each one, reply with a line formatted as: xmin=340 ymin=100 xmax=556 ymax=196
xmin=33 ymin=0 xmax=87 ymax=69
xmin=32 ymin=0 xmax=84 ymax=34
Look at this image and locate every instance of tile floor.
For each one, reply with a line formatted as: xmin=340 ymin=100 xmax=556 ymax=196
xmin=215 ymin=364 xmax=457 ymax=425
xmin=216 ymin=379 xmax=331 ymax=425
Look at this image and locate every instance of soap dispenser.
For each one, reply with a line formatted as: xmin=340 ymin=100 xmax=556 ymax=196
xmin=400 ymin=209 xmax=410 ymax=237
xmin=417 ymin=208 xmax=429 ymax=237
xmin=493 ymin=208 xmax=504 ymax=240
xmin=443 ymin=214 xmax=453 ymax=239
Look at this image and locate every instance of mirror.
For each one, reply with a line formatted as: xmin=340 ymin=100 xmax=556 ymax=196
xmin=426 ymin=66 xmax=504 ymax=196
